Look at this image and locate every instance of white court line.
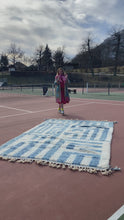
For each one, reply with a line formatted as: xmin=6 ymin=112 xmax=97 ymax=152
xmin=107 ymin=205 xmax=124 ymax=220
xmin=71 ymin=98 xmax=124 ymax=106
xmin=72 ymin=97 xmax=124 ymax=104
xmin=0 ymin=112 xmax=31 ymax=119
xmin=34 ymin=101 xmax=95 ymax=113
xmin=0 ymin=105 xmax=33 ymax=113
xmin=0 ymin=99 xmax=124 ymax=119
xmin=0 ymin=101 xmax=94 ymax=119
xmin=94 ymin=101 xmax=124 ymax=106
xmin=64 ymin=101 xmax=95 ymax=109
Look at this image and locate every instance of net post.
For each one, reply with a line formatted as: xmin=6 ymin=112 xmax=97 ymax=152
xmin=52 ymin=83 xmax=54 ymax=96
xmin=108 ymin=82 xmax=110 ymax=95
xmin=86 ymin=82 xmax=88 ymax=93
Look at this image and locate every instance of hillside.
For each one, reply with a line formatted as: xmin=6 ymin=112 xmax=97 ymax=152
xmin=72 ymin=29 xmax=124 ymax=71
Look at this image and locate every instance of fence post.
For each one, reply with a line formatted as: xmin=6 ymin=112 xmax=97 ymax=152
xmin=52 ymin=84 xmax=54 ymax=96
xmin=86 ymin=82 xmax=88 ymax=93
xmin=82 ymin=79 xmax=84 ymax=94
xmin=32 ymin=85 xmax=34 ymax=92
xmin=108 ymin=82 xmax=110 ymax=95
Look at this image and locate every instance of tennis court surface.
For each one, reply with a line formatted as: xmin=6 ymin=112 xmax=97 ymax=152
xmin=0 ymin=92 xmax=124 ymax=220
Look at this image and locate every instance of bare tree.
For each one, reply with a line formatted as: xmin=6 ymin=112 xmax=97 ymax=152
xmin=109 ymin=26 xmax=124 ymax=76
xmin=22 ymin=56 xmax=32 ymax=67
xmin=81 ymin=34 xmax=95 ymax=77
xmin=7 ymin=43 xmax=24 ymax=65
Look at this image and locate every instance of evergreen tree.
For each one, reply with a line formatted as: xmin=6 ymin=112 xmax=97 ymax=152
xmin=0 ymin=54 xmax=9 ymax=70
xmin=42 ymin=44 xmax=53 ymax=71
xmin=53 ymin=48 xmax=64 ymax=70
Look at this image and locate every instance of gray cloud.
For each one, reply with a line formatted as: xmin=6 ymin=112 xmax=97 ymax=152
xmin=10 ymin=16 xmax=23 ymax=22
xmin=0 ymin=0 xmax=124 ymax=58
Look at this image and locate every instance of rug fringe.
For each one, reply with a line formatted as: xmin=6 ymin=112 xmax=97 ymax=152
xmin=35 ymin=160 xmax=121 ymax=175
xmin=16 ymin=159 xmax=33 ymax=164
xmin=9 ymin=158 xmax=18 ymax=162
xmin=101 ymin=169 xmax=113 ymax=175
xmin=0 ymin=156 xmax=121 ymax=175
xmin=0 ymin=156 xmax=33 ymax=164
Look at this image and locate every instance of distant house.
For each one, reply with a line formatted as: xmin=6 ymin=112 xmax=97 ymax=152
xmin=9 ymin=65 xmax=15 ymax=72
xmin=9 ymin=62 xmax=27 ymax=72
xmin=64 ymin=63 xmax=74 ymax=71
xmin=15 ymin=62 xmax=27 ymax=70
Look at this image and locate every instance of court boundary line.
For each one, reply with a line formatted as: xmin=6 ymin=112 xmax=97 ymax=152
xmin=93 ymin=102 xmax=124 ymax=106
xmin=0 ymin=105 xmax=33 ymax=113
xmin=71 ymin=98 xmax=124 ymax=106
xmin=0 ymin=101 xmax=94 ymax=119
xmin=72 ymin=97 xmax=124 ymax=104
xmin=0 ymin=98 xmax=124 ymax=119
xmin=107 ymin=205 xmax=124 ymax=220
xmin=34 ymin=101 xmax=95 ymax=113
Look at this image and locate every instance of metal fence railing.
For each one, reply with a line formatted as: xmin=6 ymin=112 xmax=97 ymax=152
xmin=0 ymin=82 xmax=124 ymax=101
xmin=0 ymin=84 xmax=55 ymax=96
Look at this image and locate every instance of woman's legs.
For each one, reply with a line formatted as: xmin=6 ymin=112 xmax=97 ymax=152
xmin=59 ymin=104 xmax=63 ymax=109
xmin=61 ymin=104 xmax=64 ymax=115
xmin=58 ymin=104 xmax=61 ymax=113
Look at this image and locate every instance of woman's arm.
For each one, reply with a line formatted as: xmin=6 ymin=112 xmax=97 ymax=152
xmin=54 ymin=75 xmax=60 ymax=85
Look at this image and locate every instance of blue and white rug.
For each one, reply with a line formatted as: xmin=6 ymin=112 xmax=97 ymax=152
xmin=0 ymin=119 xmax=115 ymax=174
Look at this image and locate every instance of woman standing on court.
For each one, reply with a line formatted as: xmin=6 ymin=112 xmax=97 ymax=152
xmin=54 ymin=67 xmax=70 ymax=115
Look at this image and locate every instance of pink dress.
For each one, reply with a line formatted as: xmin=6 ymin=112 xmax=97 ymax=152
xmin=55 ymin=74 xmax=70 ymax=104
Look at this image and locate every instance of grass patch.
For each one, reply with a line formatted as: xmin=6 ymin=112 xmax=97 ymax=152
xmin=1 ymin=87 xmax=124 ymax=101
xmin=70 ymin=92 xmax=124 ymax=101
xmin=118 ymin=214 xmax=124 ymax=220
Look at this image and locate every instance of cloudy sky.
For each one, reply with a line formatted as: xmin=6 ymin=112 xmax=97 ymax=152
xmin=0 ymin=0 xmax=124 ymax=60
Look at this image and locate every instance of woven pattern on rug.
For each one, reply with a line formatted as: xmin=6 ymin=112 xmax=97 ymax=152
xmin=0 ymin=119 xmax=114 ymax=174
